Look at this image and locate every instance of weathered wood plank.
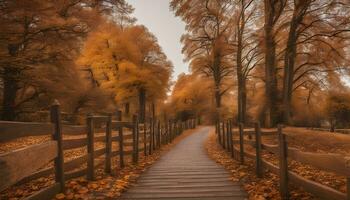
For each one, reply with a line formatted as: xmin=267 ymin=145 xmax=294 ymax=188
xmin=0 ymin=141 xmax=57 ymax=191
xmin=112 ymin=121 xmax=134 ymax=129
xmin=65 ymin=160 xmax=104 ymax=180
xmin=92 ymin=116 xmax=109 ymax=126
xmin=0 ymin=121 xmax=53 ymax=142
xmin=61 ymin=125 xmax=86 ymax=136
xmin=24 ymin=183 xmax=60 ymax=200
xmin=289 ymin=171 xmax=346 ymax=200
xmin=288 ymin=148 xmax=350 ymax=177
xmin=95 ymin=135 xmax=105 ymax=143
xmin=63 ymin=138 xmax=87 ymax=150
xmin=64 ymin=155 xmax=88 ymax=171
xmin=112 ymin=136 xmax=120 ymax=142
xmin=16 ymin=167 xmax=54 ymax=185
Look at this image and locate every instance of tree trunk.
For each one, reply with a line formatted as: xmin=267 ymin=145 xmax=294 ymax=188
xmin=138 ymin=88 xmax=146 ymax=123
xmin=2 ymin=67 xmax=19 ymax=121
xmin=282 ymin=0 xmax=310 ymax=124
xmin=236 ymin=6 xmax=246 ymax=124
xmin=264 ymin=1 xmax=279 ymax=127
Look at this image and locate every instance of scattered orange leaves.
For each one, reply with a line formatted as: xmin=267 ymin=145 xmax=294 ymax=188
xmin=205 ymin=129 xmax=315 ymax=200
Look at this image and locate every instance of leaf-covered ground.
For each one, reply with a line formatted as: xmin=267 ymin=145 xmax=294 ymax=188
xmin=205 ymin=129 xmax=318 ymax=200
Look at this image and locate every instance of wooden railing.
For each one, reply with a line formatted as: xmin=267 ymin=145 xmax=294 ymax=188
xmin=309 ymin=127 xmax=350 ymax=134
xmin=0 ymin=101 xmax=197 ymax=200
xmin=216 ymin=120 xmax=350 ymax=200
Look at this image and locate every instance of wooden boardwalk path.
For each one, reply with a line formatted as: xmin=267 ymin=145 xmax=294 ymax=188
xmin=118 ymin=127 xmax=247 ymax=200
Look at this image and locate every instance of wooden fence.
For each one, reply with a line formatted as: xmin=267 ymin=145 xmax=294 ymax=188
xmin=216 ymin=120 xmax=350 ymax=200
xmin=309 ymin=127 xmax=350 ymax=134
xmin=0 ymin=100 xmax=197 ymax=200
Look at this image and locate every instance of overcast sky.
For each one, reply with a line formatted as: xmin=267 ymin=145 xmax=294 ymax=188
xmin=126 ymin=0 xmax=188 ymax=80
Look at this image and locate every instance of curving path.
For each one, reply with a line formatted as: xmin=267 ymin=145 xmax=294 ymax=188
xmin=118 ymin=127 xmax=247 ymax=200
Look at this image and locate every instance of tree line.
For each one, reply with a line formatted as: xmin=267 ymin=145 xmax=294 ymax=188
xmin=0 ymin=0 xmax=172 ymax=123
xmin=170 ymin=0 xmax=350 ymax=128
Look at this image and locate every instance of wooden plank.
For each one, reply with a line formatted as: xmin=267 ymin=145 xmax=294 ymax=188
xmin=288 ymin=171 xmax=346 ymax=200
xmin=17 ymin=167 xmax=54 ymax=185
xmin=92 ymin=115 xmax=109 ymax=125
xmin=65 ymin=160 xmax=104 ymax=180
xmin=112 ymin=136 xmax=120 ymax=142
xmin=261 ymin=159 xmax=347 ymax=200
xmin=124 ymin=141 xmax=134 ymax=147
xmin=124 ymin=133 xmax=133 ymax=140
xmin=18 ymin=153 xmax=89 ymax=185
xmin=288 ymin=148 xmax=350 ymax=177
xmin=0 ymin=141 xmax=58 ymax=191
xmin=95 ymin=148 xmax=106 ymax=158
xmin=62 ymin=125 xmax=86 ymax=136
xmin=111 ymin=121 xmax=134 ymax=129
xmin=95 ymin=135 xmax=105 ymax=143
xmin=111 ymin=150 xmax=120 ymax=157
xmin=261 ymin=159 xmax=280 ymax=175
xmin=24 ymin=183 xmax=60 ymax=200
xmin=261 ymin=130 xmax=278 ymax=136
xmin=64 ymin=155 xmax=88 ymax=171
xmin=261 ymin=143 xmax=279 ymax=154
xmin=63 ymin=138 xmax=87 ymax=150
xmin=65 ymin=167 xmax=87 ymax=180
xmin=0 ymin=121 xmax=53 ymax=142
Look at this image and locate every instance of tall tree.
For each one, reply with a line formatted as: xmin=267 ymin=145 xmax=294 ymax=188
xmin=78 ymin=24 xmax=172 ymax=123
xmin=232 ymin=0 xmax=261 ymax=124
xmin=263 ymin=0 xmax=286 ymax=127
xmin=0 ymin=0 xmax=132 ymax=120
xmin=171 ymin=0 xmax=234 ymax=120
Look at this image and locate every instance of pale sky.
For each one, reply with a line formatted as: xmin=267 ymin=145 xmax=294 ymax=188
xmin=126 ymin=0 xmax=188 ymax=80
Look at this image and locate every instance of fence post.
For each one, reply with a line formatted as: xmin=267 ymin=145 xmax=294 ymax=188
xmin=143 ymin=122 xmax=147 ymax=156
xmin=50 ymin=100 xmax=65 ymax=192
xmin=222 ymin=122 xmax=226 ymax=149
xmin=132 ymin=115 xmax=139 ymax=164
xmin=149 ymin=118 xmax=153 ymax=155
xmin=255 ymin=122 xmax=263 ymax=178
xmin=105 ymin=113 xmax=112 ymax=174
xmin=239 ymin=123 xmax=244 ymax=164
xmin=157 ymin=120 xmax=161 ymax=149
xmin=87 ymin=114 xmax=95 ymax=180
xmin=229 ymin=119 xmax=234 ymax=159
xmin=226 ymin=120 xmax=230 ymax=152
xmin=278 ymin=124 xmax=289 ymax=200
xmin=117 ymin=110 xmax=124 ymax=168
xmin=346 ymin=178 xmax=350 ymax=200
xmin=152 ymin=118 xmax=156 ymax=151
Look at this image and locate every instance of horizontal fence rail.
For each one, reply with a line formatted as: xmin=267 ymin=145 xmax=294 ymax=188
xmin=0 ymin=100 xmax=198 ymax=200
xmin=216 ymin=120 xmax=350 ymax=200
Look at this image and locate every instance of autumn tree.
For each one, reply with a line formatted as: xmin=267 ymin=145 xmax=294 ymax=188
xmin=170 ymin=73 xmax=211 ymax=121
xmin=0 ymin=0 xmax=133 ymax=120
xmin=281 ymin=0 xmax=350 ymax=124
xmin=78 ymin=23 xmax=172 ymax=123
xmin=231 ymin=0 xmax=262 ymax=124
xmin=262 ymin=0 xmax=287 ymax=127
